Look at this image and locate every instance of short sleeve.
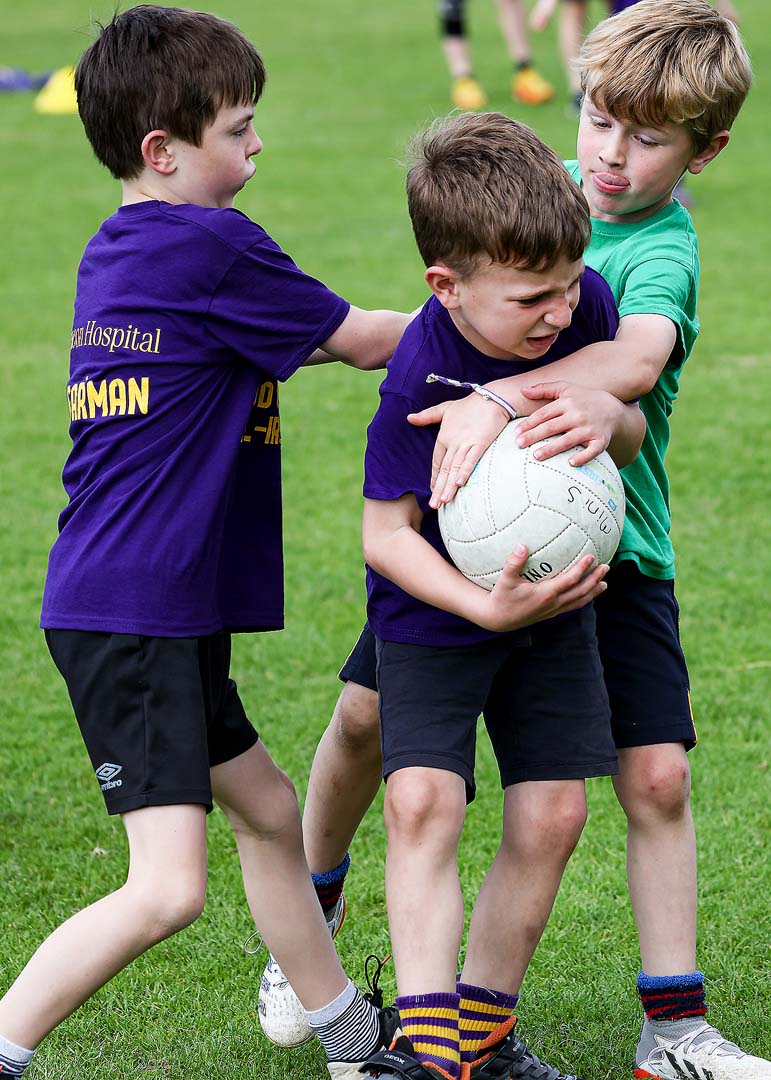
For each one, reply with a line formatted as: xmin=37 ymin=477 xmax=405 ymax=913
xmin=364 ymin=392 xmax=436 ymax=513
xmin=617 ymin=257 xmax=698 ymax=365
xmin=207 ymin=236 xmax=350 ymax=381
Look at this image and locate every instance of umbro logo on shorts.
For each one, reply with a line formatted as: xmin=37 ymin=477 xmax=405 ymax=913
xmin=95 ymin=762 xmax=124 ymax=790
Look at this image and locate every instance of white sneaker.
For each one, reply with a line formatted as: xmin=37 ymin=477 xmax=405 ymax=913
xmin=635 ymin=1021 xmax=771 ymax=1080
xmin=257 ymin=893 xmax=347 ymax=1047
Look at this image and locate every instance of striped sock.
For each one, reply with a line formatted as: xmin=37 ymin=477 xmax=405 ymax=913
xmin=457 ymin=981 xmax=518 ymax=1063
xmin=396 ymin=992 xmax=461 ymax=1079
xmin=311 ymin=853 xmax=350 ymax=917
xmin=637 ymin=971 xmax=707 ymax=1023
xmin=0 ymin=1033 xmax=34 ymax=1077
xmin=307 ymin=979 xmax=381 ymax=1064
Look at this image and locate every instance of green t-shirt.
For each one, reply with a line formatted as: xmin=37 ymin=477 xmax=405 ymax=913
xmin=565 ymin=160 xmax=700 ymax=579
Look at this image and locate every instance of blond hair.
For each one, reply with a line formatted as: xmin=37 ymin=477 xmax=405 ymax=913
xmin=406 ymin=112 xmax=590 ymax=279
xmin=580 ymin=0 xmax=752 ymax=151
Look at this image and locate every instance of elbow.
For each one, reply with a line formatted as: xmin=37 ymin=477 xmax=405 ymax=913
xmin=359 ymin=347 xmax=390 ymax=372
xmin=362 ymin=532 xmax=383 ymax=573
xmin=630 ymin=358 xmax=664 ymax=398
xmin=607 ymin=405 xmax=646 ymax=469
xmin=612 ymin=444 xmax=639 ymax=469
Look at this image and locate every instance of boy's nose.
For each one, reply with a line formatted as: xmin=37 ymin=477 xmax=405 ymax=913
xmin=599 ymin=136 xmax=625 ymax=168
xmin=544 ymin=298 xmax=573 ymax=330
xmin=249 ymin=131 xmax=263 ymax=157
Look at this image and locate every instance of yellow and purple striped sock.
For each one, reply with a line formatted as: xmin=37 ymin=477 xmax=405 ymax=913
xmin=396 ymin=992 xmax=461 ymax=1079
xmin=457 ymin=981 xmax=518 ymax=1063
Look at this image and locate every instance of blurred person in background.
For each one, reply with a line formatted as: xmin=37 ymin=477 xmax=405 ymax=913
xmin=440 ymin=0 xmax=554 ymax=109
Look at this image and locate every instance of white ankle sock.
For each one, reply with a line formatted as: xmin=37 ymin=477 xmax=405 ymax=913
xmin=306 ymin=979 xmax=381 ymax=1062
xmin=0 ymin=1032 xmax=34 ymax=1077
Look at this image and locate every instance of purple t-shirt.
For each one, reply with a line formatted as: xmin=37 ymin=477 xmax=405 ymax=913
xmin=364 ymin=267 xmax=619 ymax=646
xmin=41 ymin=202 xmax=349 ymax=636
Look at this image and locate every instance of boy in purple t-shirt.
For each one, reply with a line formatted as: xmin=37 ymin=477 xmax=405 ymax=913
xmin=356 ymin=113 xmax=644 ymax=1080
xmin=0 ymin=7 xmax=413 ymax=1079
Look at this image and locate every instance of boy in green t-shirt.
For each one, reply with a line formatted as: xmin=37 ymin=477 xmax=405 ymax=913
xmin=260 ymin=2 xmax=764 ymax=1078
xmin=407 ymin=1 xmax=762 ymax=1076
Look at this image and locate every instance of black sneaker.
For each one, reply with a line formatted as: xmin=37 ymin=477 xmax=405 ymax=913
xmin=360 ymin=1035 xmax=446 ymax=1078
xmin=470 ymin=1018 xmax=583 ymax=1080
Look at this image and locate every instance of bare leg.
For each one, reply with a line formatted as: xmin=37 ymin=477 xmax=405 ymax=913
xmin=558 ymin=0 xmax=587 ymax=98
xmin=212 ymin=741 xmax=348 ymax=1011
xmin=462 ymin=781 xmax=587 ymax=994
xmin=529 ymin=0 xmax=559 ymax=33
xmin=442 ymin=35 xmax=475 ymax=79
xmin=494 ymin=0 xmax=531 ymax=66
xmin=0 ymin=804 xmax=208 ymax=1049
xmin=302 ymin=681 xmax=382 ymax=876
xmin=613 ymin=744 xmax=697 ymax=975
xmin=496 ymin=0 xmax=554 ymax=103
xmin=384 ymin=768 xmax=467 ymax=995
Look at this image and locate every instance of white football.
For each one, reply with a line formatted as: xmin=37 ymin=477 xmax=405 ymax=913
xmin=438 ymin=417 xmax=625 ymax=590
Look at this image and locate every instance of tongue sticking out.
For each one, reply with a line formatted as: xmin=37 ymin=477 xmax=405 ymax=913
xmin=594 ymin=172 xmax=630 ymax=193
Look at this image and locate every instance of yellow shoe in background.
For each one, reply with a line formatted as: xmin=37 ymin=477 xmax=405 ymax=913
xmin=34 ymin=66 xmax=78 ymax=115
xmin=512 ymin=66 xmax=554 ymax=105
xmin=451 ymin=76 xmax=487 ymax=111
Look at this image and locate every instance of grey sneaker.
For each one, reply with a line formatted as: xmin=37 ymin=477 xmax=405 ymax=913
xmin=635 ymin=1020 xmax=771 ymax=1079
xmin=256 ymin=893 xmax=347 ymax=1047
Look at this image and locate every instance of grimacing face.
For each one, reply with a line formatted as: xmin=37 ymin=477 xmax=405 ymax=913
xmin=446 ymin=256 xmax=585 ymax=361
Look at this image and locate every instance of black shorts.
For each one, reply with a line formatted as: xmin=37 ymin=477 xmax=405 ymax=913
xmin=374 ymin=606 xmax=617 ymax=801
xmin=594 ymin=561 xmax=695 ymax=750
xmin=45 ymin=629 xmax=259 ymax=815
xmin=338 ymin=622 xmax=379 ymax=691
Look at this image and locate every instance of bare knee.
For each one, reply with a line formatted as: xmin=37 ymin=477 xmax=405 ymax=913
xmin=385 ymin=770 xmax=465 ymax=852
xmin=616 ymin=747 xmax=691 ymax=826
xmin=127 ymin=873 xmax=207 ymax=943
xmin=332 ymin=682 xmax=380 ymax=758
xmin=227 ymin=767 xmax=303 ymax=845
xmin=503 ymin=782 xmax=587 ymax=864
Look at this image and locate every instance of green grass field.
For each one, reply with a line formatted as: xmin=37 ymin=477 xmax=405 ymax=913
xmin=1 ymin=1 xmax=769 ymax=1076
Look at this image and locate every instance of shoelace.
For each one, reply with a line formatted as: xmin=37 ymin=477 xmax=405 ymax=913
xmin=244 ymin=895 xmax=344 ymax=957
xmin=243 ymin=928 xmax=263 ymax=956
xmin=364 ymin=952 xmax=392 ymax=1009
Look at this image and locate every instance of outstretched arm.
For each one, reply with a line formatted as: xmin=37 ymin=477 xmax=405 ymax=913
xmin=529 ymin=0 xmax=559 ymax=31
xmin=362 ymin=494 xmax=608 ymax=634
xmin=410 ymin=313 xmax=674 ymax=504
xmin=305 ymin=306 xmax=415 ymax=371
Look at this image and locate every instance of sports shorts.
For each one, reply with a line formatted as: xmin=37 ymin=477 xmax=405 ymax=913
xmin=45 ymin=629 xmax=259 ymax=815
xmin=374 ymin=605 xmax=617 ymax=801
xmin=594 ymin=560 xmax=696 ymax=750
xmin=343 ymin=561 xmax=696 ymax=753
xmin=338 ymin=622 xmax=379 ymax=691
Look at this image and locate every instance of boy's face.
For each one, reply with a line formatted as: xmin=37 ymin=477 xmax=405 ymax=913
xmin=577 ymin=97 xmax=719 ymax=223
xmin=166 ymin=104 xmax=263 ymax=208
xmin=433 ymin=256 xmax=584 ymax=361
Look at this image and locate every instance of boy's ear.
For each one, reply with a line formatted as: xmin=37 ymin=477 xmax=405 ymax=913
xmin=141 ymin=129 xmax=176 ymax=175
xmin=687 ymin=130 xmax=730 ymax=176
xmin=425 ymin=264 xmax=461 ymax=310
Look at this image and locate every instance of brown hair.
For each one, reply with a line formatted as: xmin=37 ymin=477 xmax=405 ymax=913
xmin=406 ymin=112 xmax=590 ymax=279
xmin=75 ymin=5 xmax=266 ymax=180
xmin=580 ymin=0 xmax=752 ymax=152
